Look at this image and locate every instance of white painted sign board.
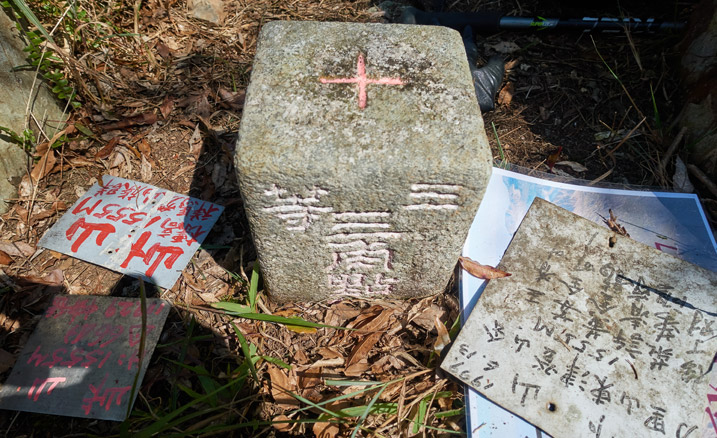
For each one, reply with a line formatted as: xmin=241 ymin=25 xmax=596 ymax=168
xmin=444 ymin=198 xmax=717 ymax=438
xmin=38 ymin=176 xmax=223 ymax=289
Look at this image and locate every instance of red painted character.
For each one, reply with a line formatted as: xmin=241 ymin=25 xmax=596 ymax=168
xmin=26 ymin=377 xmax=66 ymax=402
xmin=65 ymin=218 xmax=115 ymax=252
xmin=81 ymin=375 xmax=131 ymax=415
xmin=120 ymin=231 xmax=183 ymax=277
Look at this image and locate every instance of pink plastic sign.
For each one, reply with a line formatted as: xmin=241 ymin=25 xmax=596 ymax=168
xmin=38 ymin=176 xmax=223 ymax=289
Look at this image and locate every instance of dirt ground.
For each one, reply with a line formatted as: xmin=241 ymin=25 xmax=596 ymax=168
xmin=0 ymin=0 xmax=706 ymax=436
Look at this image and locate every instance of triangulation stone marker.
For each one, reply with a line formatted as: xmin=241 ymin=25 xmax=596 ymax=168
xmin=235 ymin=21 xmax=492 ymax=302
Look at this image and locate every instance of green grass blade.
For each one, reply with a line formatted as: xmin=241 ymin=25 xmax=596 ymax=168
xmin=491 ymin=122 xmax=507 ymax=168
xmin=9 ymin=0 xmax=56 ymax=44
xmin=325 ymin=379 xmax=383 ymax=386
xmin=211 ymin=302 xmax=253 ymax=313
xmin=248 ymin=262 xmax=259 ymax=311
xmin=281 ymin=387 xmax=347 ymax=419
xmin=350 ymin=384 xmax=387 ymax=438
xmin=412 ymin=398 xmax=428 ymax=434
xmin=176 ymin=383 xmax=204 ymax=400
xmin=211 ymin=304 xmax=350 ymax=330
xmin=649 ymin=83 xmax=661 ymax=130
xmin=337 ymin=402 xmax=397 ymax=417
xmin=231 ymin=323 xmax=259 ymax=383
xmin=434 ymin=407 xmax=465 ymax=418
xmin=261 ymin=355 xmax=291 ymax=370
xmin=132 ymin=373 xmax=246 ymax=438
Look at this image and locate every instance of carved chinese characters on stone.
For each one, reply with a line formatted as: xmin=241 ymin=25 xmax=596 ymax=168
xmin=235 ymin=22 xmax=492 ymax=302
xmin=442 ymin=199 xmax=717 ymax=438
xmin=0 ymin=295 xmax=170 ymax=420
xmin=326 ymin=211 xmax=402 ymax=296
xmin=261 ymin=184 xmax=332 ymax=232
xmin=38 ymin=176 xmax=223 ymax=289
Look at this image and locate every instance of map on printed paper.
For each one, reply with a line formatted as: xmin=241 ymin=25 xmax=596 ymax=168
xmin=459 ymin=167 xmax=717 ymax=437
xmin=38 ymin=176 xmax=223 ymax=289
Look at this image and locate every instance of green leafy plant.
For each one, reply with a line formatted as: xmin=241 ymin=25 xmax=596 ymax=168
xmin=2 ymin=0 xmax=81 ymax=108
xmin=0 ymin=125 xmax=36 ymax=151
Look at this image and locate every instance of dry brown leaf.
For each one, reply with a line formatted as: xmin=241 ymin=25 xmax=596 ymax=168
xmin=101 ymin=112 xmax=158 ymax=131
xmin=29 ymin=206 xmax=61 ymax=224
xmin=189 ymin=124 xmax=203 ymax=159
xmin=298 ymin=365 xmax=323 ymax=390
xmin=354 ymin=308 xmax=394 ymax=334
xmin=30 ymin=148 xmax=57 ymax=183
xmin=267 ymin=364 xmax=299 ymax=410
xmin=96 ymin=137 xmax=119 ymax=159
xmin=343 ymin=361 xmax=370 ymax=377
xmin=156 ymin=42 xmax=172 ymax=59
xmin=217 ymin=87 xmax=245 ymax=110
xmin=20 ymin=268 xmax=63 ymax=286
xmin=48 ymin=250 xmax=66 ymax=260
xmin=346 ymin=305 xmax=383 ymax=330
xmin=140 ymin=155 xmax=153 ymax=181
xmin=433 ymin=315 xmax=451 ymax=354
xmin=458 ymin=256 xmax=511 ymax=279
xmin=497 ymin=81 xmax=514 ymax=106
xmin=409 ymin=302 xmax=447 ymax=332
xmin=325 ymin=302 xmax=361 ymax=326
xmin=604 ymin=209 xmax=630 ymax=237
xmin=0 ymin=241 xmax=35 ymax=257
xmin=0 ymin=348 xmax=15 ymax=373
xmin=317 ymin=346 xmax=342 ymax=360
xmin=272 ymin=414 xmax=293 ymax=432
xmin=160 ymin=95 xmax=174 ymax=118
xmin=313 ymin=421 xmax=339 ymax=438
xmin=0 ymin=250 xmax=12 ymax=265
xmin=346 ymin=331 xmax=382 ymax=367
xmin=137 ymin=138 xmax=152 ymax=156
xmin=556 ymin=160 xmax=588 ymax=173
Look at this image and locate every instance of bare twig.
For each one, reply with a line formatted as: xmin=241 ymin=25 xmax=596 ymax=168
xmin=658 ymin=126 xmax=687 ymax=174
xmin=687 ymin=164 xmax=717 ymax=198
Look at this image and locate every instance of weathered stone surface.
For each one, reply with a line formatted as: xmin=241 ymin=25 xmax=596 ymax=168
xmin=0 ymin=9 xmax=65 ymax=213
xmin=187 ymin=0 xmax=225 ymax=25
xmin=443 ymin=198 xmax=717 ymax=438
xmin=235 ymin=21 xmax=492 ymax=302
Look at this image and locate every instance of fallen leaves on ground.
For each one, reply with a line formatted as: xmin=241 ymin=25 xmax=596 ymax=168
xmin=459 ymin=256 xmax=511 ymax=279
xmin=267 ymin=364 xmax=300 ymax=410
xmin=603 ymin=208 xmax=631 ymax=237
xmin=546 ymin=146 xmax=563 ymax=173
xmin=0 ymin=251 xmax=12 ymax=266
xmin=100 ymin=112 xmax=158 ymax=131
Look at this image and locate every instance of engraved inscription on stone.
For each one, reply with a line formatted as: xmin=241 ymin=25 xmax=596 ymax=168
xmin=442 ymin=198 xmax=717 ymax=438
xmin=235 ymin=21 xmax=492 ymax=302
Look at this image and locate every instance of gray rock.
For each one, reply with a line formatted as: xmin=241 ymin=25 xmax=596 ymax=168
xmin=235 ymin=21 xmax=492 ymax=303
xmin=187 ymin=0 xmax=225 ymax=25
xmin=0 ymin=9 xmax=66 ymax=213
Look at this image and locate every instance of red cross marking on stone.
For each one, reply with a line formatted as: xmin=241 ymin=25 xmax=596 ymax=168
xmin=319 ymin=53 xmax=404 ymax=109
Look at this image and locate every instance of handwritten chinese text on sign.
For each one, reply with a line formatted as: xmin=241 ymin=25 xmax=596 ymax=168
xmin=0 ymin=295 xmax=170 ymax=420
xmin=37 ymin=176 xmax=223 ymax=289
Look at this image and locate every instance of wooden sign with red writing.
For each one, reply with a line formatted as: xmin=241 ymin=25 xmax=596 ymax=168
xmin=38 ymin=175 xmax=223 ymax=289
xmin=0 ymin=295 xmax=170 ymax=420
